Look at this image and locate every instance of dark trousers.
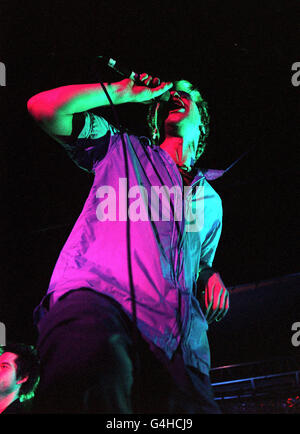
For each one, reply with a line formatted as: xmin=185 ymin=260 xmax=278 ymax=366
xmin=34 ymin=289 xmax=220 ymax=414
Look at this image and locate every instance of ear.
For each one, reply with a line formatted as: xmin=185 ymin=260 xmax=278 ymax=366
xmin=17 ymin=375 xmax=29 ymax=385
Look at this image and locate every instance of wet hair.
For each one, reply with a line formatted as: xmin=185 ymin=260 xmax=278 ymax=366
xmin=147 ymin=80 xmax=210 ymax=164
xmin=0 ymin=343 xmax=40 ymax=401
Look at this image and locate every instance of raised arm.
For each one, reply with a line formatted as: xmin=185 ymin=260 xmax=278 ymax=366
xmin=27 ymin=77 xmax=173 ymax=141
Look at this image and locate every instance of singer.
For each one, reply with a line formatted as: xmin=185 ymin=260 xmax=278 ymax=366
xmin=27 ymin=68 xmax=229 ymax=413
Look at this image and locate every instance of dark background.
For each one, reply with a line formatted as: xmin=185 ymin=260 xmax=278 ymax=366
xmin=1 ymin=0 xmax=299 ymax=367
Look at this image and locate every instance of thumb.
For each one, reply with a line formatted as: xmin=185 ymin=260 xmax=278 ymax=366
xmin=150 ymin=81 xmax=173 ymax=99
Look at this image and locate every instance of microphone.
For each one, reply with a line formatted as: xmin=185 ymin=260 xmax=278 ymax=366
xmin=97 ymin=55 xmax=139 ymax=81
xmin=96 ymin=55 xmax=170 ymax=101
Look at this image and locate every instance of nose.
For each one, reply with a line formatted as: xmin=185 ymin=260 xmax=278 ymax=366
xmin=160 ymin=90 xmax=182 ymax=103
xmin=159 ymin=90 xmax=179 ymax=102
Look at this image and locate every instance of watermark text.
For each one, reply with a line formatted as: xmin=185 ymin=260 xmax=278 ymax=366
xmin=291 ymin=62 xmax=300 ymax=87
xmin=0 ymin=62 xmax=6 ymax=86
xmin=291 ymin=322 xmax=300 ymax=347
xmin=0 ymin=322 xmax=6 ymax=346
xmin=95 ymin=178 xmax=204 ymax=232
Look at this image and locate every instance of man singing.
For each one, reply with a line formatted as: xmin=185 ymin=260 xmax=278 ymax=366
xmin=27 ymin=71 xmax=229 ymax=413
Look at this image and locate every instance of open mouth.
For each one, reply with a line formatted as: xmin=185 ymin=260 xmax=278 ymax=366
xmin=168 ymin=98 xmax=185 ymax=112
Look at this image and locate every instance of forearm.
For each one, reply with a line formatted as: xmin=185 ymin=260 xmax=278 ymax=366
xmin=27 ymin=77 xmax=172 ymax=137
xmin=27 ymin=81 xmax=134 ymax=121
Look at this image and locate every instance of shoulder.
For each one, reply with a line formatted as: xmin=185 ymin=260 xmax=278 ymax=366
xmin=194 ymin=169 xmax=222 ymax=207
xmin=204 ymin=179 xmax=222 ymax=204
xmin=201 ymin=177 xmax=223 ymax=220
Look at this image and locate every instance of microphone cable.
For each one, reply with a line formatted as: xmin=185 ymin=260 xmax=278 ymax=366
xmin=98 ymin=80 xmax=141 ymax=402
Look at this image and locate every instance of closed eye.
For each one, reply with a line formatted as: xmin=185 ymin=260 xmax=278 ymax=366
xmin=0 ymin=363 xmax=11 ymax=368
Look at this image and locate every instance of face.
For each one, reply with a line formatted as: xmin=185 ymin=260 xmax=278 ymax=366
xmin=0 ymin=352 xmax=21 ymax=396
xmin=163 ymin=90 xmax=201 ymax=162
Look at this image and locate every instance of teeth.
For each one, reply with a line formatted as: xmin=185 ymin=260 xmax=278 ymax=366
xmin=171 ymin=100 xmax=184 ymax=109
xmin=174 ymin=99 xmax=183 ymax=105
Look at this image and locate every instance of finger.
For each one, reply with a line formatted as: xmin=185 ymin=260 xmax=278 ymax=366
xmin=206 ymin=282 xmax=220 ymax=323
xmin=204 ymin=284 xmax=214 ymax=323
xmin=216 ymin=288 xmax=226 ymax=318
xmin=150 ymin=81 xmax=173 ymax=99
xmin=223 ymin=293 xmax=230 ymax=317
xmin=215 ymin=289 xmax=227 ymax=321
xmin=145 ymin=75 xmax=153 ymax=86
xmin=138 ymin=73 xmax=154 ymax=87
xmin=208 ymin=287 xmax=224 ymax=323
xmin=216 ymin=292 xmax=229 ymax=322
xmin=152 ymin=77 xmax=161 ymax=86
xmin=139 ymin=73 xmax=149 ymax=82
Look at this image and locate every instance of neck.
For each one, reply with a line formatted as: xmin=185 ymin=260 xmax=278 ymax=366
xmin=0 ymin=391 xmax=19 ymax=414
xmin=160 ymin=136 xmax=194 ymax=171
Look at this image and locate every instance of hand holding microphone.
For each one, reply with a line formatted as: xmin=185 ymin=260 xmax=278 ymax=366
xmin=131 ymin=72 xmax=173 ymax=104
xmin=97 ymin=56 xmax=173 ymax=104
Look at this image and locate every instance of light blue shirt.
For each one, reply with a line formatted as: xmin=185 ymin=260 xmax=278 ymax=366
xmin=34 ymin=111 xmax=222 ymax=375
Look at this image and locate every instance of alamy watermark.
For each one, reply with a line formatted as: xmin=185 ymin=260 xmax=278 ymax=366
xmin=0 ymin=322 xmax=6 ymax=346
xmin=95 ymin=178 xmax=204 ymax=232
xmin=291 ymin=62 xmax=300 ymax=87
xmin=0 ymin=62 xmax=6 ymax=86
xmin=291 ymin=322 xmax=300 ymax=347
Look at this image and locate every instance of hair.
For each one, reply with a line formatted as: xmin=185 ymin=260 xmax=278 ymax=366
xmin=147 ymin=79 xmax=210 ymax=165
xmin=0 ymin=343 xmax=40 ymax=402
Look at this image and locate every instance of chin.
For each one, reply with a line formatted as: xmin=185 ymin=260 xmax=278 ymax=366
xmin=167 ymin=112 xmax=186 ymax=123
